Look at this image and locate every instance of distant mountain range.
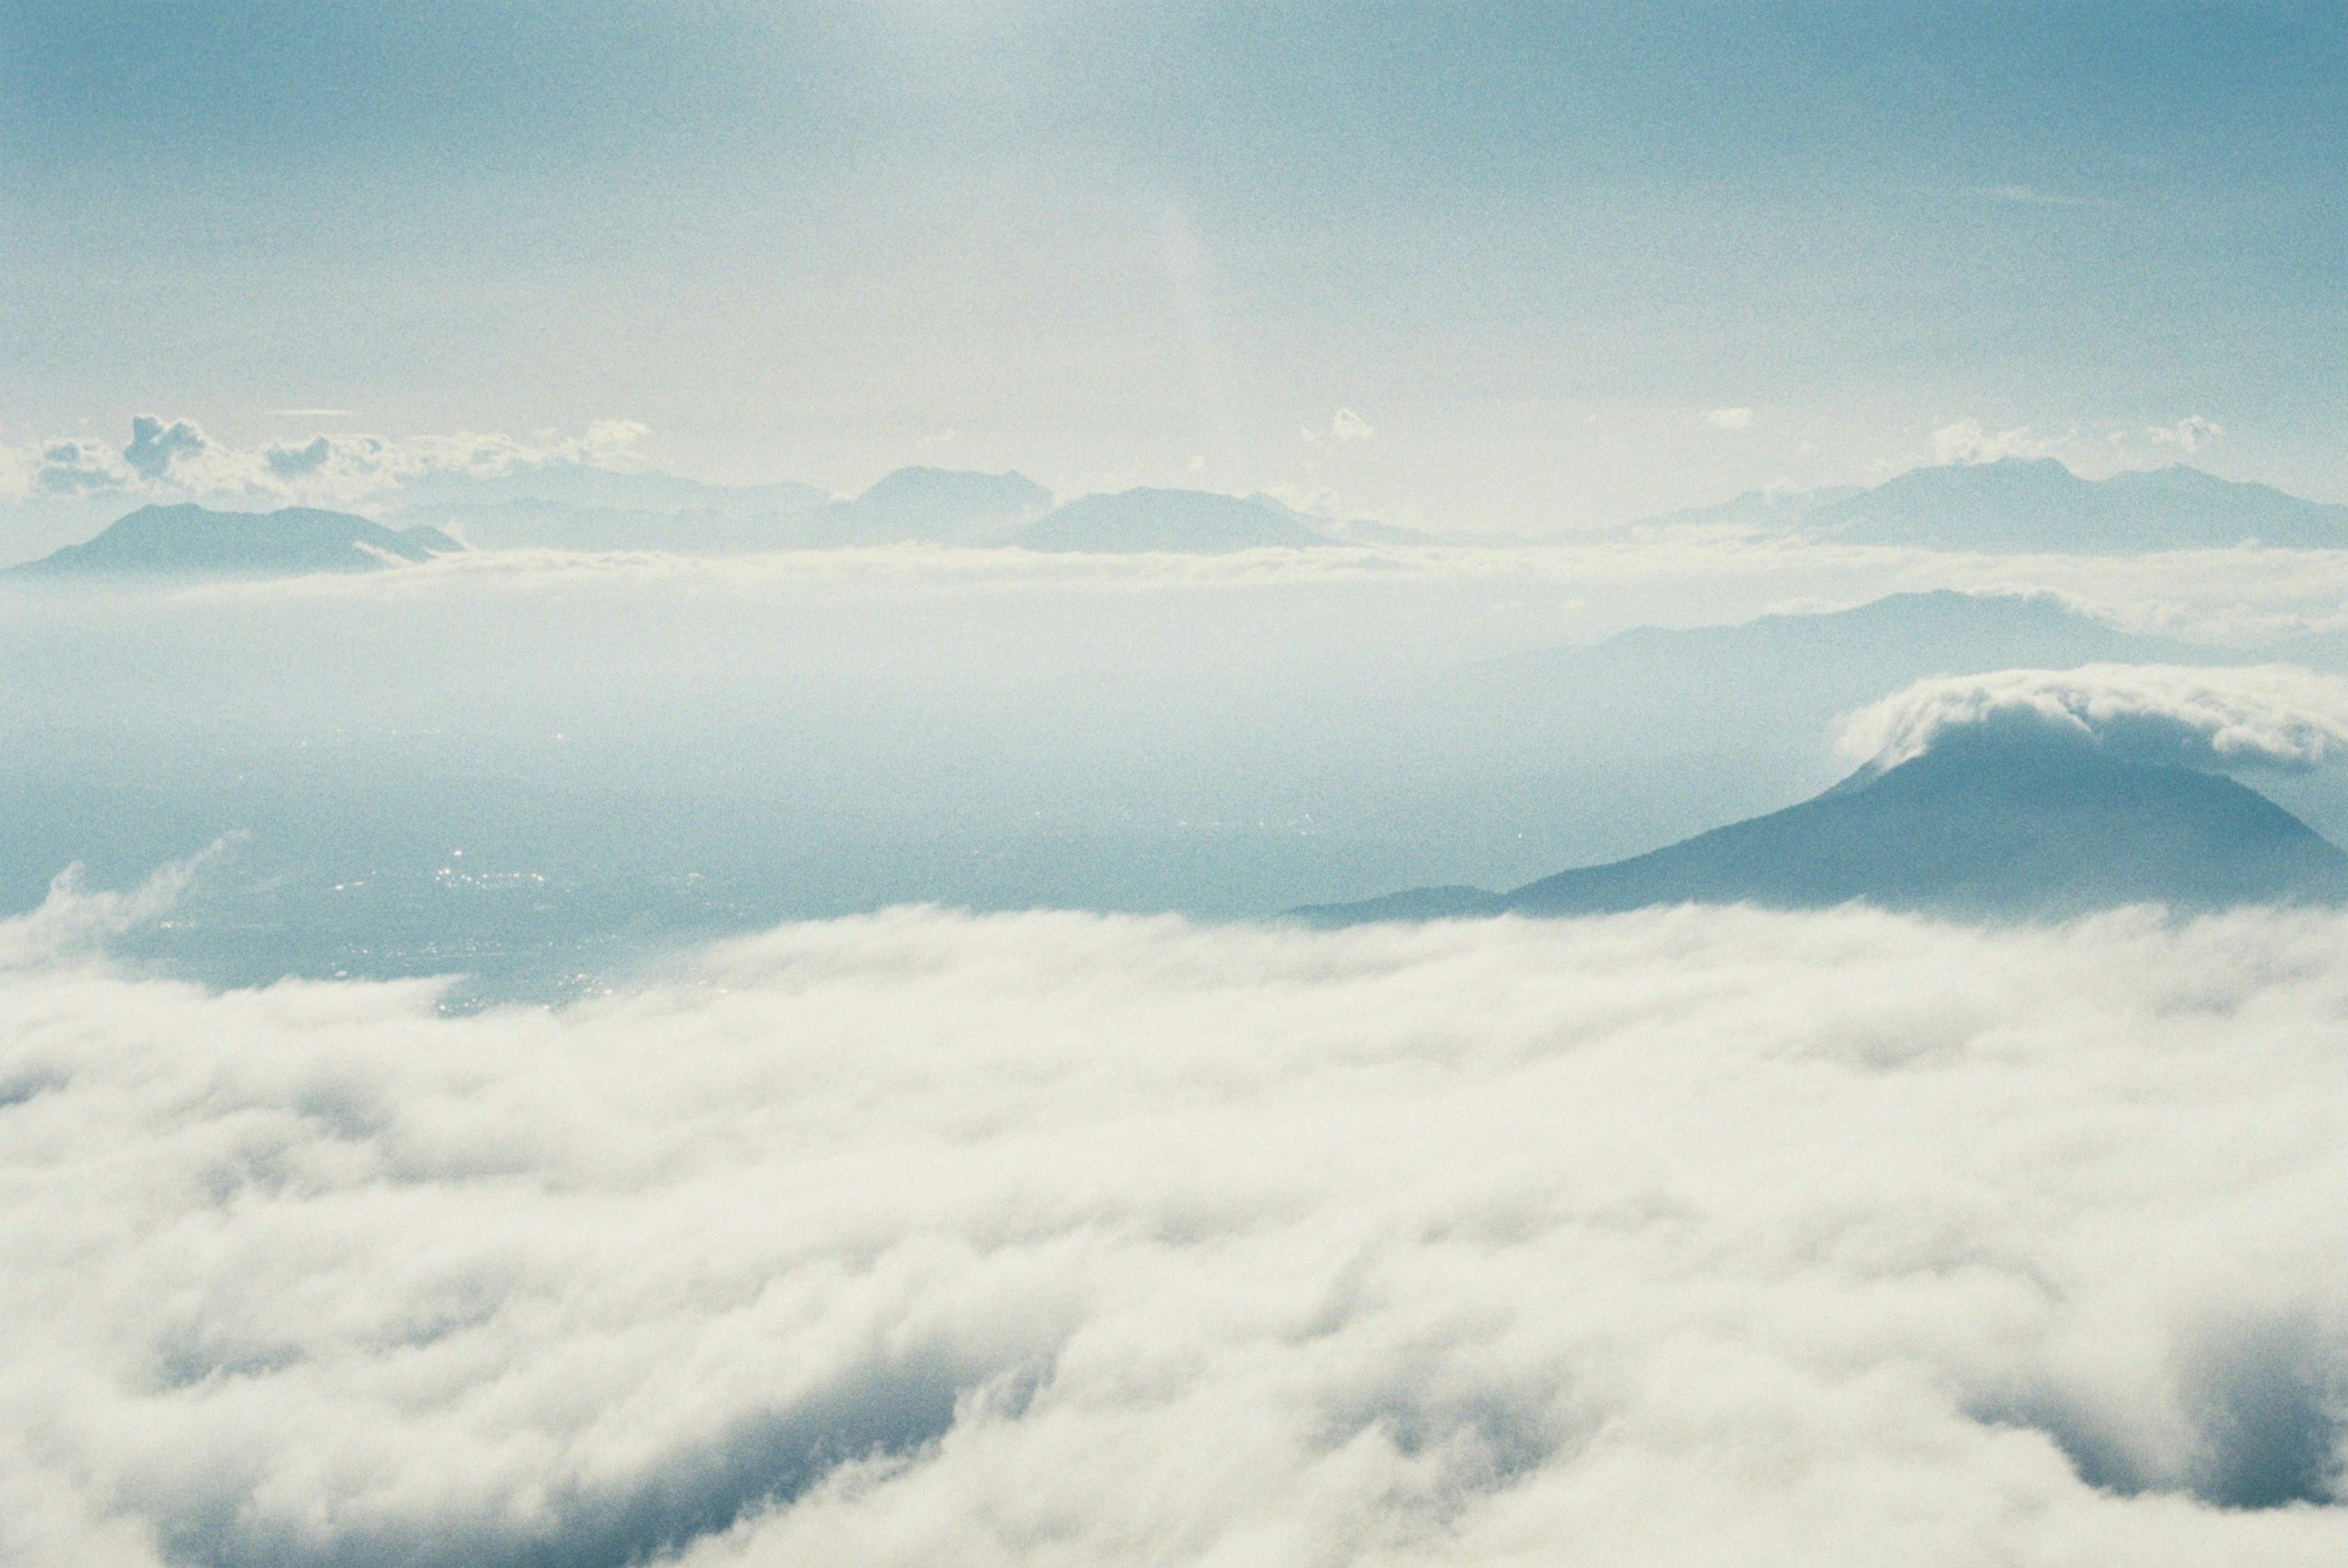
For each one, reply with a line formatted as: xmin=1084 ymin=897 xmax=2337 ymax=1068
xmin=15 ymin=473 xmax=1432 ymax=572
xmin=6 ymin=504 xmax=459 ymax=578
xmin=385 ymin=463 xmax=827 ymax=517
xmin=1634 ymin=458 xmax=2348 ymax=553
xmin=797 ymin=467 xmax=1057 ymax=546
xmin=20 ymin=455 xmax=2340 ymax=573
xmin=1293 ymin=726 xmax=2348 ymax=925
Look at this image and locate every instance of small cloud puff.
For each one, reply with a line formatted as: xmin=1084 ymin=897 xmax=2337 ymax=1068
xmin=1839 ymin=663 xmax=2348 ymax=773
xmin=1704 ymin=407 xmax=1755 ymax=431
xmin=2146 ymin=414 xmax=2223 ymax=454
xmin=121 ymin=415 xmax=209 ymax=480
xmin=1932 ymin=418 xmax=2064 ymax=465
xmin=1331 ymin=408 xmax=1374 ymax=443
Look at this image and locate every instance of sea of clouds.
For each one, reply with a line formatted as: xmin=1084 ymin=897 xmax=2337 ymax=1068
xmin=2 ymin=873 xmax=2340 ymax=1566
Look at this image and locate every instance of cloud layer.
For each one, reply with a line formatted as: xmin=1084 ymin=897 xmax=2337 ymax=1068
xmin=1838 ymin=663 xmax=2348 ymax=773
xmin=0 ymin=883 xmax=2340 ymax=1565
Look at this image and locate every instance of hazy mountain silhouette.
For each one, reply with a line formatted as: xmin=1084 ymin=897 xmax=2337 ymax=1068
xmin=1293 ymin=730 xmax=2348 ymax=924
xmin=1806 ymin=459 xmax=2347 ymax=552
xmin=394 ymin=467 xmax=1049 ymax=551
xmin=1626 ymin=485 xmax=1863 ymax=532
xmin=386 ymin=463 xmax=825 ymax=517
xmin=800 ymin=467 xmax=1056 ymax=546
xmin=1462 ymin=592 xmax=2244 ymax=758
xmin=393 ymin=499 xmax=814 ymax=553
xmin=1630 ymin=460 xmax=2346 ymax=553
xmin=1016 ymin=488 xmax=1334 ymax=552
xmin=1501 ymin=589 xmax=2214 ymax=687
xmin=7 ymin=504 xmax=460 ymax=578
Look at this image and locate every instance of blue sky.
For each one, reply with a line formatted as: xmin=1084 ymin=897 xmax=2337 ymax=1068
xmin=4 ymin=2 xmax=2341 ymax=526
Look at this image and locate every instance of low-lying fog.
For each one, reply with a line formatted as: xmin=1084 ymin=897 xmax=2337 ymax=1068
xmin=7 ymin=537 xmax=2347 ymax=995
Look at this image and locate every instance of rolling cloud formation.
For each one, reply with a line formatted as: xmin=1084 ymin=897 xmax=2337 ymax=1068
xmin=0 ymin=880 xmax=2341 ymax=1565
xmin=1838 ymin=663 xmax=2348 ymax=773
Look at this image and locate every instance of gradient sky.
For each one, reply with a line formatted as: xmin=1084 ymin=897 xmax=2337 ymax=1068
xmin=4 ymin=2 xmax=2341 ymax=528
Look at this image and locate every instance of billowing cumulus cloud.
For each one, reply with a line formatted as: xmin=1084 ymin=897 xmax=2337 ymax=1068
xmin=0 ymin=877 xmax=2340 ymax=1566
xmin=1 ymin=417 xmax=654 ymax=509
xmin=2145 ymin=414 xmax=2223 ymax=455
xmin=1931 ymin=418 xmax=2064 ymax=465
xmin=1838 ymin=663 xmax=2348 ymax=773
xmin=120 ymin=416 xmax=210 ymax=482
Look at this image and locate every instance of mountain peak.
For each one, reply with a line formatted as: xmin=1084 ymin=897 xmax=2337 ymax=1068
xmin=7 ymin=503 xmax=460 ymax=580
xmin=1797 ymin=460 xmax=2347 ymax=553
xmin=1295 ymin=716 xmax=2348 ymax=927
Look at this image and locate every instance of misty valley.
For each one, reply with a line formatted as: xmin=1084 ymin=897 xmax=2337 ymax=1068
xmin=4 ymin=9 xmax=2342 ymax=1561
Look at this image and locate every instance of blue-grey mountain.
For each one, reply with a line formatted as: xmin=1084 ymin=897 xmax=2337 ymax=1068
xmin=1637 ymin=460 xmax=2348 ymax=554
xmin=8 ymin=504 xmax=459 ymax=578
xmin=1293 ymin=730 xmax=2348 ymax=925
xmin=1015 ymin=488 xmax=1333 ymax=553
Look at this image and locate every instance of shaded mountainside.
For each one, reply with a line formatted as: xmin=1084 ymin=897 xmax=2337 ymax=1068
xmin=7 ymin=504 xmax=460 ymax=578
xmin=1293 ymin=733 xmax=2348 ymax=925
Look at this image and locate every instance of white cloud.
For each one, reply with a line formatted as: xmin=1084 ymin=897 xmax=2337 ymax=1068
xmin=1704 ymin=407 xmax=1755 ymax=431
xmin=0 ymin=416 xmax=656 ymax=509
xmin=1837 ymin=663 xmax=2348 ymax=773
xmin=0 ymin=885 xmax=2340 ymax=1566
xmin=2146 ymin=415 xmax=2224 ymax=455
xmin=1332 ymin=408 xmax=1375 ymax=443
xmin=1931 ymin=418 xmax=2066 ymax=466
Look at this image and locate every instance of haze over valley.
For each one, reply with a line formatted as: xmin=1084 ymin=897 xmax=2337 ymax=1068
xmin=3 ymin=5 xmax=2341 ymax=1564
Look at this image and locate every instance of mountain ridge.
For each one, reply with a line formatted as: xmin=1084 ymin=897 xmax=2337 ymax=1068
xmin=6 ymin=504 xmax=460 ymax=579
xmin=1630 ymin=458 xmax=2347 ymax=554
xmin=1292 ymin=729 xmax=2348 ymax=925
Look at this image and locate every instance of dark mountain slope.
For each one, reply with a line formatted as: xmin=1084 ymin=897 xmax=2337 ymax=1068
xmin=9 ymin=504 xmax=459 ymax=578
xmin=1294 ymin=733 xmax=2348 ymax=925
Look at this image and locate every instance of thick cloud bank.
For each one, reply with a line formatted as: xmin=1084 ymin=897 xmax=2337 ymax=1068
xmin=0 ymin=889 xmax=2341 ymax=1565
xmin=1838 ymin=663 xmax=2348 ymax=773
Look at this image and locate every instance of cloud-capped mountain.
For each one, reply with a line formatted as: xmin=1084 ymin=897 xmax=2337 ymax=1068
xmin=1294 ymin=728 xmax=2348 ymax=925
xmin=6 ymin=504 xmax=460 ymax=579
xmin=1642 ymin=459 xmax=2348 ymax=554
xmin=1301 ymin=661 xmax=2348 ymax=925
